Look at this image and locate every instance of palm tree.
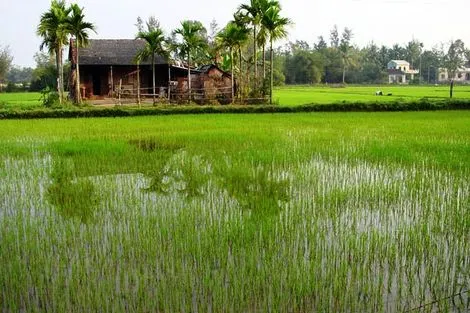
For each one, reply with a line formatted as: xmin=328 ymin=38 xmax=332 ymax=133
xmin=136 ymin=19 xmax=168 ymax=105
xmin=217 ymin=22 xmax=250 ymax=103
xmin=174 ymin=20 xmax=207 ymax=103
xmin=238 ymin=0 xmax=262 ymax=90
xmin=233 ymin=12 xmax=251 ymax=102
xmin=262 ymin=5 xmax=291 ymax=104
xmin=257 ymin=0 xmax=280 ymax=82
xmin=66 ymin=4 xmax=96 ymax=104
xmin=37 ymin=0 xmax=71 ymax=104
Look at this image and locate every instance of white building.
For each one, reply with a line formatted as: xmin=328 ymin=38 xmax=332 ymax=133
xmin=438 ymin=63 xmax=470 ymax=83
xmin=387 ymin=60 xmax=419 ymax=84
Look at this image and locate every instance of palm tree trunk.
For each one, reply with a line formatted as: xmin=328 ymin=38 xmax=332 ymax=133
xmin=152 ymin=53 xmax=156 ymax=105
xmin=270 ymin=39 xmax=273 ymax=105
xmin=262 ymin=44 xmax=266 ymax=80
xmin=253 ymin=25 xmax=257 ymax=91
xmin=230 ymin=48 xmax=234 ymax=104
xmin=59 ymin=47 xmax=64 ymax=103
xmin=188 ymin=53 xmax=191 ymax=104
xmin=55 ymin=47 xmax=62 ymax=104
xmin=168 ymin=64 xmax=171 ymax=102
xmin=342 ymin=66 xmax=346 ymax=84
xmin=239 ymin=47 xmax=243 ymax=103
xmin=75 ymin=41 xmax=81 ymax=104
xmin=137 ymin=63 xmax=141 ymax=106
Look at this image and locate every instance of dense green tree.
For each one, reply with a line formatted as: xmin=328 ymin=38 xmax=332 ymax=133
xmin=66 ymin=3 xmax=96 ymax=103
xmin=443 ymin=39 xmax=466 ymax=98
xmin=405 ymin=39 xmax=423 ymax=70
xmin=37 ymin=0 xmax=71 ymax=103
xmin=6 ymin=66 xmax=33 ymax=85
xmin=420 ymin=48 xmax=442 ymax=84
xmin=136 ymin=18 xmax=168 ymax=104
xmin=284 ymin=49 xmax=323 ymax=84
xmin=30 ymin=52 xmax=58 ymax=91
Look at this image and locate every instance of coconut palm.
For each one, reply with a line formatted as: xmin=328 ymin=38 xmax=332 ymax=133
xmin=66 ymin=4 xmax=96 ymax=104
xmin=174 ymin=20 xmax=207 ymax=102
xmin=136 ymin=19 xmax=168 ymax=105
xmin=262 ymin=5 xmax=291 ymax=104
xmin=37 ymin=0 xmax=71 ymax=104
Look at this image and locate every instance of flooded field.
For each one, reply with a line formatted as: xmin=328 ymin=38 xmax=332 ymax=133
xmin=0 ymin=112 xmax=469 ymax=312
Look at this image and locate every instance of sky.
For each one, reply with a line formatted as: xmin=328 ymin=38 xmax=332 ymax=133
xmin=1 ymin=0 xmax=469 ymax=68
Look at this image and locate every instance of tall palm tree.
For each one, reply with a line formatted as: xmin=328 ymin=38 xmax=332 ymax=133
xmin=217 ymin=22 xmax=249 ymax=103
xmin=174 ymin=20 xmax=207 ymax=102
xmin=257 ymin=0 xmax=280 ymax=82
xmin=66 ymin=4 xmax=96 ymax=104
xmin=238 ymin=0 xmax=262 ymax=90
xmin=262 ymin=5 xmax=291 ymax=104
xmin=136 ymin=19 xmax=168 ymax=105
xmin=37 ymin=0 xmax=71 ymax=104
xmin=233 ymin=12 xmax=251 ymax=102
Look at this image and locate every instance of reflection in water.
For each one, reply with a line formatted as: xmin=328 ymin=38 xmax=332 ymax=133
xmin=47 ymin=158 xmax=99 ymax=223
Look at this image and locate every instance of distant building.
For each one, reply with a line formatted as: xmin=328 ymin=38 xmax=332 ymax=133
xmin=387 ymin=60 xmax=419 ymax=84
xmin=438 ymin=63 xmax=470 ymax=84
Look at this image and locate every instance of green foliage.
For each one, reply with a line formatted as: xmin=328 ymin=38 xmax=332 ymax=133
xmin=39 ymin=86 xmax=60 ymax=107
xmin=30 ymin=52 xmax=58 ymax=92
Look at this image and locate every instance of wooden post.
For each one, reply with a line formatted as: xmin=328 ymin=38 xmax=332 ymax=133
xmin=118 ymin=79 xmax=122 ymax=106
xmin=110 ymin=66 xmax=114 ymax=97
xmin=168 ymin=64 xmax=171 ymax=102
xmin=137 ymin=62 xmax=141 ymax=107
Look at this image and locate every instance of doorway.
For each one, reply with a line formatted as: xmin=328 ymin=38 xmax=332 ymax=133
xmin=93 ymin=74 xmax=101 ymax=96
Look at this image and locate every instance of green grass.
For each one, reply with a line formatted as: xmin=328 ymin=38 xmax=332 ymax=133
xmin=274 ymin=85 xmax=470 ymax=106
xmin=3 ymin=85 xmax=470 ymax=110
xmin=0 ymin=92 xmax=42 ymax=108
xmin=1 ymin=112 xmax=469 ymax=312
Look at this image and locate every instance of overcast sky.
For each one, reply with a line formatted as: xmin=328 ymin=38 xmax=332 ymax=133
xmin=1 ymin=0 xmax=469 ymax=67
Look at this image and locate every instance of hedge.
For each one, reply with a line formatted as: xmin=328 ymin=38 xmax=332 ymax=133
xmin=1 ymin=98 xmax=470 ymax=119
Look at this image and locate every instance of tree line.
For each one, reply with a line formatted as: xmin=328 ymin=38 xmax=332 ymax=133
xmin=276 ymin=27 xmax=470 ymax=88
xmin=1 ymin=1 xmax=470 ymax=103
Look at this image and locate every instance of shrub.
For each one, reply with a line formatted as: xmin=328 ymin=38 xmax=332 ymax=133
xmin=40 ymin=87 xmax=60 ymax=107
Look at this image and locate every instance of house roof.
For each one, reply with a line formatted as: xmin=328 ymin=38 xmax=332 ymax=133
xmin=389 ymin=60 xmax=410 ymax=65
xmin=72 ymin=39 xmax=167 ymax=66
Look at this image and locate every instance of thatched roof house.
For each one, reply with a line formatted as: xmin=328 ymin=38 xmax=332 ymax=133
xmin=68 ymin=39 xmax=186 ymax=100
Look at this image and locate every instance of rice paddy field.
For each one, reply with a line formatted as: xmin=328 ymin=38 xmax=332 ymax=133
xmin=2 ymin=85 xmax=470 ymax=108
xmin=0 ymin=92 xmax=42 ymax=109
xmin=1 ymin=112 xmax=470 ymax=312
xmin=274 ymin=85 xmax=470 ymax=106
